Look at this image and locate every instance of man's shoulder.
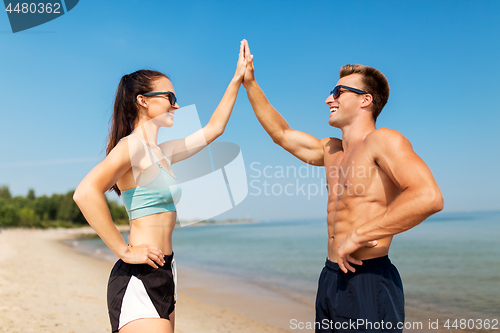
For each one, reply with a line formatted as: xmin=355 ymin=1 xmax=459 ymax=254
xmin=365 ymin=128 xmax=409 ymax=146
xmin=320 ymin=136 xmax=342 ymax=145
xmin=365 ymin=128 xmax=414 ymax=162
xmin=321 ymin=137 xmax=343 ymax=153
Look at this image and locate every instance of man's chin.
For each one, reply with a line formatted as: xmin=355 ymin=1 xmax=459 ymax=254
xmin=328 ymin=119 xmax=341 ymax=128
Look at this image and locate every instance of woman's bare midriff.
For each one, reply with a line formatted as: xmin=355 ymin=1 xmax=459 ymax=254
xmin=128 ymin=211 xmax=177 ymax=255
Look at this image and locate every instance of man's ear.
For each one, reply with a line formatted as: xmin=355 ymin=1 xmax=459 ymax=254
xmin=360 ymin=94 xmax=374 ymax=109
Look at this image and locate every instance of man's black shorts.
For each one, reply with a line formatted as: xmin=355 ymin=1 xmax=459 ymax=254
xmin=315 ymin=255 xmax=404 ymax=332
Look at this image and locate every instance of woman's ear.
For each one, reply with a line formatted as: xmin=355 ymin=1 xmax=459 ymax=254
xmin=136 ymin=95 xmax=148 ymax=109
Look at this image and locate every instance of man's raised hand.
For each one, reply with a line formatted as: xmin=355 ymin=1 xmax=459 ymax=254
xmin=242 ymin=39 xmax=255 ymax=88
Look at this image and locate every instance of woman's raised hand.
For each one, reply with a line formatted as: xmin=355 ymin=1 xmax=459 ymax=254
xmin=120 ymin=244 xmax=165 ymax=269
xmin=233 ymin=40 xmax=248 ymax=84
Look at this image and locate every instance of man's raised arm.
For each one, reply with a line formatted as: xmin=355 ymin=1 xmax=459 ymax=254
xmin=241 ymin=40 xmax=325 ymax=166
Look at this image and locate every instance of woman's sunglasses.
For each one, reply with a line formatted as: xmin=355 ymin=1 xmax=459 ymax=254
xmin=330 ymin=85 xmax=375 ymax=103
xmin=139 ymin=91 xmax=177 ymax=106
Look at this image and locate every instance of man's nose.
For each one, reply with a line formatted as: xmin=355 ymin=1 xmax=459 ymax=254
xmin=325 ymin=94 xmax=334 ymax=104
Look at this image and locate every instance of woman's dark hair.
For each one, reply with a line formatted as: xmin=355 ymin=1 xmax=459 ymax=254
xmin=107 ymin=69 xmax=169 ymax=195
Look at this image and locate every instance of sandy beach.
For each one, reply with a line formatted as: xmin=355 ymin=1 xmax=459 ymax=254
xmin=1 ymin=225 xmax=490 ymax=333
xmin=0 ymin=228 xmax=290 ymax=333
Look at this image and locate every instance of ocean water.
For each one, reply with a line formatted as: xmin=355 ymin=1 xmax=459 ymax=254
xmin=390 ymin=210 xmax=500 ymax=318
xmin=74 ymin=210 xmax=500 ymax=319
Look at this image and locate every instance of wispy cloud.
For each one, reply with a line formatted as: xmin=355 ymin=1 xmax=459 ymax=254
xmin=0 ymin=157 xmax=101 ymax=168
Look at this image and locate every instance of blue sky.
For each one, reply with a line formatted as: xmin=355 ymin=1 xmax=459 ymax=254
xmin=1 ymin=0 xmax=499 ymax=221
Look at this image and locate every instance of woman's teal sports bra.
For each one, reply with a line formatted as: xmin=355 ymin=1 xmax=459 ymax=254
xmin=120 ymin=137 xmax=181 ymax=220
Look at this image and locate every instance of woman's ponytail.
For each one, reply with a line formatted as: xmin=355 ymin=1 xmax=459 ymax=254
xmin=106 ymin=70 xmax=168 ymax=195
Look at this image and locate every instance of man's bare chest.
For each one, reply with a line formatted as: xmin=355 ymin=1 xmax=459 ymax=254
xmin=324 ymin=146 xmax=381 ymax=199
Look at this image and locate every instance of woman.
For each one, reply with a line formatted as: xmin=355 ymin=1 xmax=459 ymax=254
xmin=73 ymin=41 xmax=248 ymax=333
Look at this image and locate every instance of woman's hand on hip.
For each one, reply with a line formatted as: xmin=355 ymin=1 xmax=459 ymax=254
xmin=121 ymin=244 xmax=165 ymax=269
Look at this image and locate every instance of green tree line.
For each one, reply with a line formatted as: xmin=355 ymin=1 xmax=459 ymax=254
xmin=0 ymin=185 xmax=128 ymax=228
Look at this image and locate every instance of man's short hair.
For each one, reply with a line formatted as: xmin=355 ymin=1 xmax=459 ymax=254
xmin=339 ymin=64 xmax=390 ymax=122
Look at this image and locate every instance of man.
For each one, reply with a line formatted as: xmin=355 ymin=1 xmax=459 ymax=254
xmin=240 ymin=40 xmax=443 ymax=332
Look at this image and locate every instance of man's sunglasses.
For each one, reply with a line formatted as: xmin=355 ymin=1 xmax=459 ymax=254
xmin=139 ymin=91 xmax=177 ymax=106
xmin=330 ymin=85 xmax=375 ymax=103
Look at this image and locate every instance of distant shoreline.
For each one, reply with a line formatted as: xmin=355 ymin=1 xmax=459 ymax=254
xmin=0 ymin=218 xmax=260 ymax=233
xmin=176 ymin=218 xmax=259 ymax=227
